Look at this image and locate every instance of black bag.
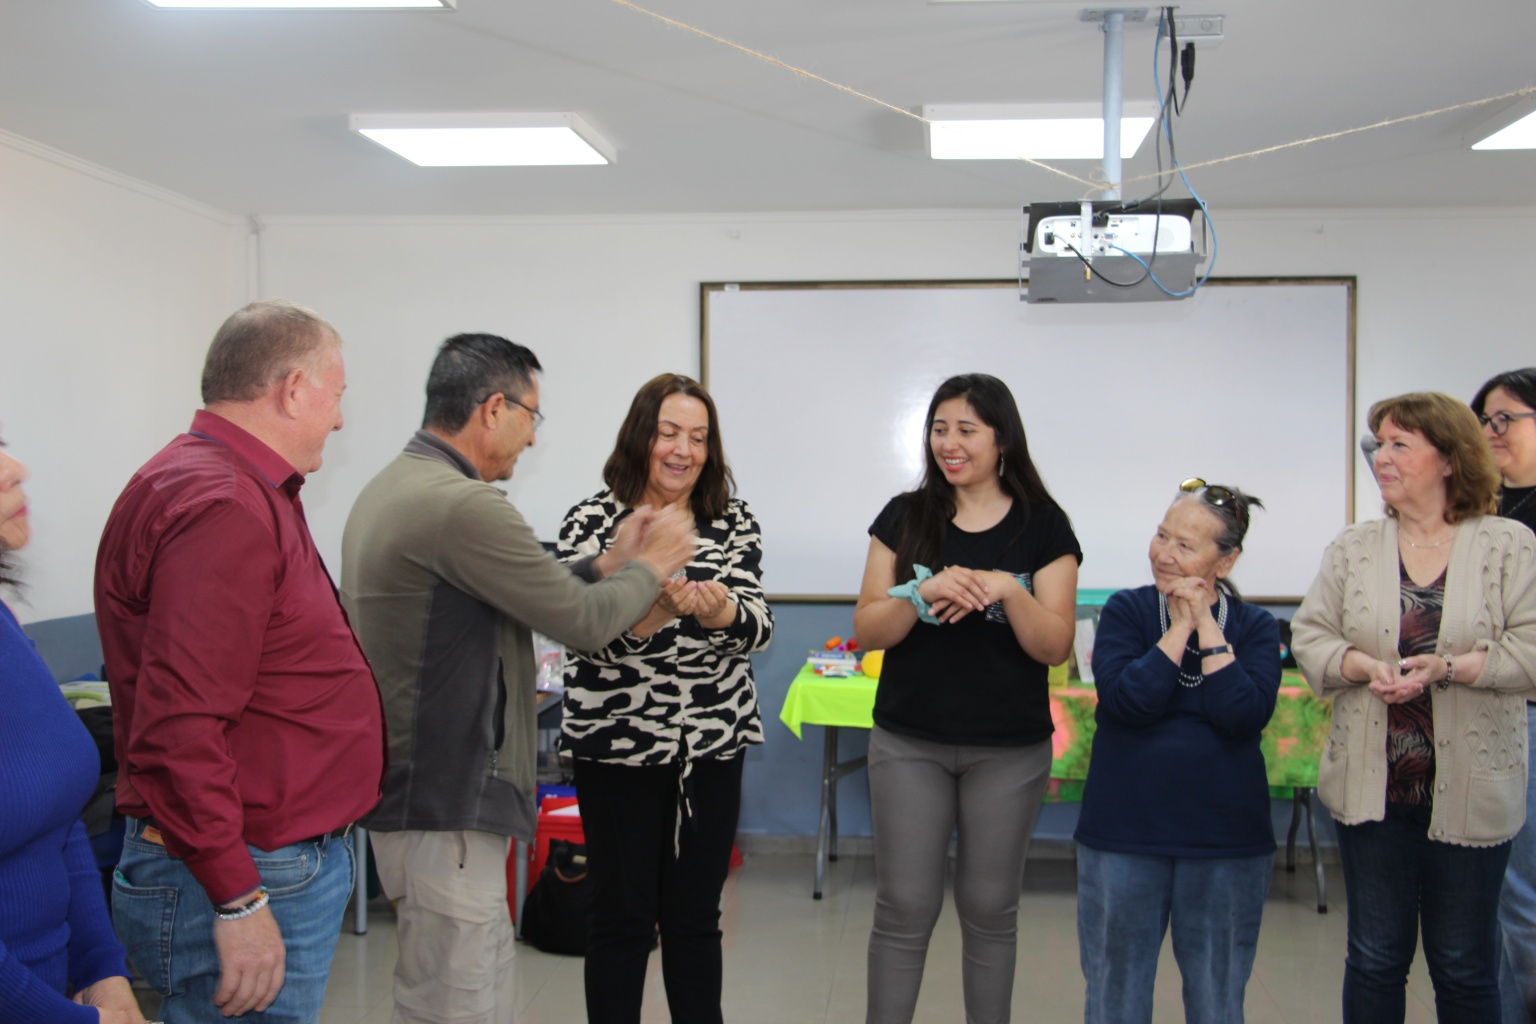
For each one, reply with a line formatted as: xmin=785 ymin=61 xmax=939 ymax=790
xmin=520 ymin=839 xmax=593 ymax=955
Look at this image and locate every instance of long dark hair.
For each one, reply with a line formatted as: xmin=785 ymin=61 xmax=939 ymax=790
xmin=892 ymin=374 xmax=1064 ymax=583
xmin=603 ymin=374 xmax=736 ymax=521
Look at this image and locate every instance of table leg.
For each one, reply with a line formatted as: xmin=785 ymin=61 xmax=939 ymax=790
xmin=828 ymin=740 xmax=841 ymax=864
xmin=814 ymin=726 xmax=837 ymax=900
xmin=1285 ymin=789 xmax=1301 ymax=873
xmin=1301 ymin=788 xmax=1327 ymax=913
xmin=352 ymin=826 xmax=368 ymax=935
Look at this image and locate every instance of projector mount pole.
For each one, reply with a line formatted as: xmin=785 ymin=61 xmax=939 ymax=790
xmin=1101 ymin=9 xmax=1124 ymax=202
xmin=1077 ymin=7 xmax=1145 ymax=261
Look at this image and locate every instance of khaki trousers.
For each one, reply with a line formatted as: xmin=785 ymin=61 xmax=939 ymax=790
xmin=371 ymin=829 xmax=518 ymax=1024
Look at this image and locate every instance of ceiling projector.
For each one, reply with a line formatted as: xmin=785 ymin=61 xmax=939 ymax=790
xmin=1020 ymin=198 xmax=1206 ymax=303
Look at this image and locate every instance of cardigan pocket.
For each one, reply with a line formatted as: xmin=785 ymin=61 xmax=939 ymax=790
xmin=1464 ymin=765 xmax=1527 ymax=841
xmin=1317 ymin=738 xmax=1349 ymax=815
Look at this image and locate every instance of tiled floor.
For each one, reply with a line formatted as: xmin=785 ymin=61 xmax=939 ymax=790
xmin=318 ymin=852 xmax=1441 ymax=1023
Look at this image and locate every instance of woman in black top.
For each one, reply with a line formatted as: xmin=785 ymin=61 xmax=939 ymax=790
xmin=1471 ymin=368 xmax=1536 ymax=1024
xmin=854 ymin=374 xmax=1081 ymax=1024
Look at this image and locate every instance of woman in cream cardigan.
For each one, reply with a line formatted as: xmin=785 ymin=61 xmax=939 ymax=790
xmin=1293 ymin=391 xmax=1536 ymax=1024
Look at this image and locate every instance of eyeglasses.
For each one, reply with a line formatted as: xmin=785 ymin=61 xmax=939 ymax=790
xmin=1179 ymin=477 xmax=1236 ymax=508
xmin=487 ymin=392 xmax=545 ymax=431
xmin=1179 ymin=477 xmax=1247 ymax=527
xmin=1478 ymin=411 xmax=1536 ymax=436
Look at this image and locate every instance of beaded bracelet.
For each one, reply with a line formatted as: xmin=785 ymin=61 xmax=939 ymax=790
xmin=214 ymin=887 xmax=270 ymax=922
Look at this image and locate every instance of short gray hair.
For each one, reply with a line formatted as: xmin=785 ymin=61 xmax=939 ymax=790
xmin=1175 ymin=484 xmax=1264 ymax=555
xmin=201 ymin=300 xmax=339 ymax=405
xmin=422 ymin=333 xmax=542 ymax=433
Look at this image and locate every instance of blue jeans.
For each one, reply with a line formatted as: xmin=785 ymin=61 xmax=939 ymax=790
xmin=1499 ymin=704 xmax=1536 ymax=1024
xmin=1076 ymin=845 xmax=1272 ymax=1024
xmin=112 ymin=817 xmax=354 ymax=1024
xmin=1336 ymin=804 xmax=1512 ymax=1024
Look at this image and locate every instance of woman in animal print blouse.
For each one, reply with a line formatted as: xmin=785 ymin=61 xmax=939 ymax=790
xmin=558 ymin=373 xmax=772 ymax=1024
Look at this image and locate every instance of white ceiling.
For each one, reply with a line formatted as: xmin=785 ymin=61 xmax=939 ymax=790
xmin=3 ymin=0 xmax=1533 ymax=217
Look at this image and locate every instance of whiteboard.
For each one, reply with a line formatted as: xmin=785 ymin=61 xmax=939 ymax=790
xmin=702 ymin=279 xmax=1355 ymax=601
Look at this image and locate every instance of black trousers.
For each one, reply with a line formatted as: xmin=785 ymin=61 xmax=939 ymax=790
xmin=574 ymin=754 xmax=744 ymax=1024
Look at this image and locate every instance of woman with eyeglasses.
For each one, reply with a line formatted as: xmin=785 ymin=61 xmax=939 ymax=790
xmin=1470 ymin=369 xmax=1536 ymax=1024
xmin=1293 ymin=392 xmax=1536 ymax=1023
xmin=1073 ymin=480 xmax=1280 ymax=1024
xmin=0 ymin=434 xmax=147 ymax=1024
xmin=854 ymin=374 xmax=1080 ymax=1024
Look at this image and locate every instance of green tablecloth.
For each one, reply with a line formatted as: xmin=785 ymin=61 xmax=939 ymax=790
xmin=778 ymin=665 xmax=1330 ymax=797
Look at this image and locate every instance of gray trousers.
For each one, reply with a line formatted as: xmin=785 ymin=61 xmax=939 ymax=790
xmin=865 ymin=725 xmax=1054 ymax=1024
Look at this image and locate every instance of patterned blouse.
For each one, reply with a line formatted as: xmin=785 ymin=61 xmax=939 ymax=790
xmin=557 ymin=489 xmax=772 ymax=766
xmin=1387 ymin=560 xmax=1445 ymax=806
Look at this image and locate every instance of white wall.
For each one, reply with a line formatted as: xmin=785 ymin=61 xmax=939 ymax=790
xmin=0 ymin=131 xmax=247 ymax=622
xmin=256 ymin=208 xmax=1536 ymax=586
xmin=4 ymin=121 xmax=1533 ymax=619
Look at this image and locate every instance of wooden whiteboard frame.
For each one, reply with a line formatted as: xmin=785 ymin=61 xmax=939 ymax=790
xmin=701 ymin=277 xmax=1357 ymax=604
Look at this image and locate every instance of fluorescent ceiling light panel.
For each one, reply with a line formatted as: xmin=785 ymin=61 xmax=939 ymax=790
xmin=1472 ymin=110 xmax=1536 ymax=150
xmin=351 ymin=113 xmax=614 ymax=166
xmin=924 ymin=103 xmax=1156 ymax=160
xmin=142 ymin=1 xmax=453 ymax=7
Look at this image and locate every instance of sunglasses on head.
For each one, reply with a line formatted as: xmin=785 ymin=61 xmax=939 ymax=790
xmin=1179 ymin=477 xmax=1236 ymax=506
xmin=1179 ymin=477 xmax=1247 ymax=527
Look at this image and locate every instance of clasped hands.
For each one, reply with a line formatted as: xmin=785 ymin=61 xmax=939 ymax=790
xmin=658 ymin=575 xmax=732 ymax=622
xmin=1159 ymin=577 xmax=1220 ymax=634
xmin=915 ymin=566 xmax=1016 ymax=625
xmin=1361 ymin=653 xmax=1449 ymax=705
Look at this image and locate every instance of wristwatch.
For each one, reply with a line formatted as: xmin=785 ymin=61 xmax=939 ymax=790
xmin=1198 ymin=643 xmax=1234 ymax=658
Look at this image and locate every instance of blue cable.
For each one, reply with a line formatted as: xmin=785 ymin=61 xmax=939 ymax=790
xmin=1132 ymin=7 xmax=1216 ymax=298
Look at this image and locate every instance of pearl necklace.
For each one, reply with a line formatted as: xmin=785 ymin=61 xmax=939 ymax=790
xmin=1158 ymin=591 xmax=1229 ymax=688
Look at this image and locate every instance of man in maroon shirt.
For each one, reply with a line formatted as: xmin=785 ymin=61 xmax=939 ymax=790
xmin=96 ymin=300 xmax=385 ymax=1023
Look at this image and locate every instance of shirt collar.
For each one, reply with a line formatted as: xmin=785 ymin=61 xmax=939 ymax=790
xmin=189 ymin=409 xmax=304 ymax=496
xmin=404 ymin=430 xmax=482 ymax=481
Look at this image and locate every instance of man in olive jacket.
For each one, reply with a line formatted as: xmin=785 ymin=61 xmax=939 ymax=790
xmin=340 ymin=333 xmax=693 ymax=1024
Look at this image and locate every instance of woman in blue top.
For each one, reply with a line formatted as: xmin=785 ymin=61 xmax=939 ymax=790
xmin=1074 ymin=480 xmax=1281 ymax=1024
xmin=0 ymin=434 xmax=144 ymax=1024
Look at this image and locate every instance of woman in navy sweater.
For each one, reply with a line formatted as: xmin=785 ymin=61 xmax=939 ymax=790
xmin=0 ymin=436 xmax=144 ymax=1024
xmin=1075 ymin=480 xmax=1281 ymax=1024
